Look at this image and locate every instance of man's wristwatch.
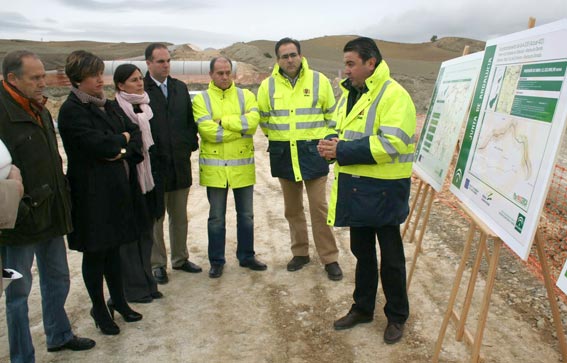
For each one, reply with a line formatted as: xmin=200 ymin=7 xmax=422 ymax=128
xmin=120 ymin=148 xmax=127 ymax=158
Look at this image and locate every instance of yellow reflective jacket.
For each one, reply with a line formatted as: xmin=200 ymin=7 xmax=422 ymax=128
xmin=328 ymin=61 xmax=416 ymax=227
xmin=257 ymin=57 xmax=336 ymax=181
xmin=193 ymin=81 xmax=259 ymax=188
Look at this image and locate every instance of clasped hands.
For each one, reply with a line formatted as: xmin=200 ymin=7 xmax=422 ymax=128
xmin=317 ymin=138 xmax=339 ymax=160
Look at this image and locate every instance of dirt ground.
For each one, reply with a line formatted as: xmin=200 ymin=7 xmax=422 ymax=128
xmin=0 ymin=131 xmax=565 ymax=363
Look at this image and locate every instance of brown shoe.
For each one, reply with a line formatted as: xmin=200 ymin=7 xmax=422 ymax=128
xmin=384 ymin=322 xmax=404 ymax=344
xmin=333 ymin=310 xmax=373 ymax=330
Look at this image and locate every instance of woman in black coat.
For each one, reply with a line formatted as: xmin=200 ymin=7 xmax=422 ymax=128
xmin=58 ymin=50 xmax=142 ymax=335
xmin=113 ymin=63 xmax=163 ymax=303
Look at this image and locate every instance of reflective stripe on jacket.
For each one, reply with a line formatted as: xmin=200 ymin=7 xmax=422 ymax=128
xmin=193 ymin=81 xmax=259 ymax=188
xmin=328 ymin=60 xmax=416 ymax=227
xmin=257 ymin=57 xmax=336 ymax=181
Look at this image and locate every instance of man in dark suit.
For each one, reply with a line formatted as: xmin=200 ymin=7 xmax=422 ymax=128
xmin=144 ymin=43 xmax=201 ymax=284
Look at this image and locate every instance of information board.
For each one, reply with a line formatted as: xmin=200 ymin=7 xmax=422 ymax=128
xmin=414 ymin=52 xmax=484 ymax=191
xmin=450 ymin=19 xmax=567 ymax=260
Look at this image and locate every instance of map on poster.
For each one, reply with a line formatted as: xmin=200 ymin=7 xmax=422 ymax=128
xmin=556 ymin=259 xmax=567 ymax=296
xmin=414 ymin=52 xmax=484 ymax=191
xmin=450 ymin=19 xmax=567 ymax=260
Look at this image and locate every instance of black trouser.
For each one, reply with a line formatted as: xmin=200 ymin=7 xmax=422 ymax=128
xmin=82 ymin=246 xmax=129 ymax=314
xmin=350 ymin=225 xmax=409 ymax=324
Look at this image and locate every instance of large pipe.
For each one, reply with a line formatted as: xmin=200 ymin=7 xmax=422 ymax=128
xmin=103 ymin=60 xmax=238 ymax=76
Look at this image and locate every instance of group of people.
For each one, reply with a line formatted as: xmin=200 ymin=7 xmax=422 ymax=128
xmin=0 ymin=36 xmax=416 ymax=363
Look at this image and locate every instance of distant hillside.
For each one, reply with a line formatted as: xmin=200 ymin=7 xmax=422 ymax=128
xmin=0 ymin=35 xmax=485 ymax=113
xmin=0 ymin=39 xmax=167 ymax=70
xmin=240 ymin=36 xmax=485 ymax=76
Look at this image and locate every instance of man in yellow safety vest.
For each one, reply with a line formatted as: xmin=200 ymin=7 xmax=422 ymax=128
xmin=257 ymin=37 xmax=342 ymax=281
xmin=318 ymin=37 xmax=416 ymax=344
xmin=193 ymin=56 xmax=267 ymax=278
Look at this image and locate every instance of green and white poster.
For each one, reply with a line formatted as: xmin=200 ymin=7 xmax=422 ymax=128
xmin=450 ymin=19 xmax=567 ymax=260
xmin=556 ymin=259 xmax=567 ymax=295
xmin=414 ymin=52 xmax=483 ymax=191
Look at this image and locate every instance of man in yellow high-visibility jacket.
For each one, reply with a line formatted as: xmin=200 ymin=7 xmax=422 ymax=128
xmin=257 ymin=37 xmax=342 ymax=281
xmin=318 ymin=37 xmax=416 ymax=344
xmin=193 ymin=57 xmax=267 ymax=278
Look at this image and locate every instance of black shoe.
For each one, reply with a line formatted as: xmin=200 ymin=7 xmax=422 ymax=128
xmin=90 ymin=308 xmax=120 ymax=335
xmin=287 ymin=256 xmax=310 ymax=271
xmin=47 ymin=335 xmax=96 ymax=352
xmin=325 ymin=262 xmax=343 ymax=281
xmin=150 ymin=291 xmax=164 ymax=299
xmin=128 ymin=295 xmax=153 ymax=304
xmin=384 ymin=322 xmax=405 ymax=344
xmin=107 ymin=299 xmax=143 ymax=322
xmin=239 ymin=257 xmax=267 ymax=271
xmin=209 ymin=264 xmax=224 ymax=278
xmin=173 ymin=260 xmax=202 ymax=273
xmin=153 ymin=267 xmax=169 ymax=284
xmin=333 ymin=310 xmax=373 ymax=330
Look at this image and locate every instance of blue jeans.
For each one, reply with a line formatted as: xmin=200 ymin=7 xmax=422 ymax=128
xmin=207 ymin=186 xmax=255 ymax=265
xmin=1 ymin=236 xmax=74 ymax=363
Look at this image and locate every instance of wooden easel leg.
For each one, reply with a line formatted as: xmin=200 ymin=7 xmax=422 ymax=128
xmin=402 ymin=179 xmax=423 ymax=239
xmin=470 ymin=238 xmax=502 ymax=363
xmin=407 ymin=190 xmax=436 ymax=291
xmin=408 ymin=184 xmax=429 ymax=243
xmin=409 ymin=184 xmax=430 ymax=244
xmin=416 ymin=190 xmax=436 ymax=254
xmin=432 ymin=222 xmax=477 ymax=363
xmin=534 ymin=231 xmax=567 ymax=361
xmin=407 ymin=236 xmax=419 ymax=291
xmin=457 ymin=231 xmax=488 ymax=341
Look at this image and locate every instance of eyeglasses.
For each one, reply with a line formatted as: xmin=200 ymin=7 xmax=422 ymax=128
xmin=279 ymin=53 xmax=298 ymax=60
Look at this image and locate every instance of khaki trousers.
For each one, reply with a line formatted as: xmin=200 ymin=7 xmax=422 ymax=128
xmin=278 ymin=176 xmax=338 ymax=265
xmin=152 ymin=187 xmax=190 ymax=269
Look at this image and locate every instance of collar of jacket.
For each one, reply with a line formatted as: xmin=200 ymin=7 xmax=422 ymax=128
xmin=208 ymin=80 xmax=236 ymax=95
xmin=66 ymin=92 xmax=123 ymax=133
xmin=2 ymin=80 xmax=47 ymax=123
xmin=340 ymin=60 xmax=391 ymax=93
xmin=271 ymin=56 xmax=310 ymax=80
xmin=144 ymin=72 xmax=172 ymax=89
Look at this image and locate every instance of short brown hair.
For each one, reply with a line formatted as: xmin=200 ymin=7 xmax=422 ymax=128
xmin=64 ymin=50 xmax=104 ymax=88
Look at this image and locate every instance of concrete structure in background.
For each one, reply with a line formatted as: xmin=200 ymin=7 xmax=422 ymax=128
xmin=102 ymin=61 xmax=238 ymax=76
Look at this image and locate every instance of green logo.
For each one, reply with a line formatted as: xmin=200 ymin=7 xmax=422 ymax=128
xmin=514 ymin=213 xmax=526 ymax=233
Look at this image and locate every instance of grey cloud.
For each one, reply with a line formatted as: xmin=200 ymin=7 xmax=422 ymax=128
xmin=0 ymin=12 xmax=44 ymax=31
xmin=56 ymin=0 xmax=209 ymax=12
xmin=365 ymin=2 xmax=567 ymax=43
xmin=39 ymin=22 xmax=240 ymax=49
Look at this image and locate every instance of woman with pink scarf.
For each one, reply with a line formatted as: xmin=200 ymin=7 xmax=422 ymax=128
xmin=113 ymin=64 xmax=163 ymax=303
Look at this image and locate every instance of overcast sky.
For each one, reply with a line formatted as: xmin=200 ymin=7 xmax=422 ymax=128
xmin=1 ymin=0 xmax=566 ymax=49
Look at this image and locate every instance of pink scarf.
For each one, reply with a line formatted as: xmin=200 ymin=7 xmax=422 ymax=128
xmin=115 ymin=91 xmax=155 ymax=194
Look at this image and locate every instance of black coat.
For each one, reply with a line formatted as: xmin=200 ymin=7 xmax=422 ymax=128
xmin=58 ymin=93 xmax=144 ymax=252
xmin=0 ymin=84 xmax=73 ymax=245
xmin=144 ymin=73 xmax=198 ymax=192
